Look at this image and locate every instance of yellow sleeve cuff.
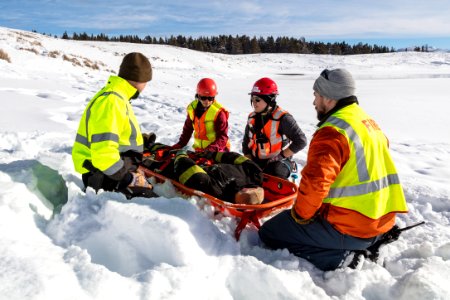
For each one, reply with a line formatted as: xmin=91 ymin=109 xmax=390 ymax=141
xmin=290 ymin=207 xmax=313 ymax=224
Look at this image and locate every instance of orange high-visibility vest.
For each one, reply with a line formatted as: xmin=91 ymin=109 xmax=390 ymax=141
xmin=247 ymin=106 xmax=287 ymax=159
xmin=187 ymin=100 xmax=230 ymax=151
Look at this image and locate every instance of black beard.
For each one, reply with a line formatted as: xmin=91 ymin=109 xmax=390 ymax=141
xmin=317 ymin=111 xmax=326 ymax=121
xmin=316 ymin=96 xmax=359 ymax=126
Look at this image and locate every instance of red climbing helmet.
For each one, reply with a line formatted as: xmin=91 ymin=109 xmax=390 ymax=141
xmin=197 ymin=78 xmax=218 ymax=96
xmin=250 ymin=77 xmax=279 ymax=95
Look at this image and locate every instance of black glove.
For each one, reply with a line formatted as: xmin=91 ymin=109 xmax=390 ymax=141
xmin=86 ymin=170 xmax=105 ymax=191
xmin=117 ymin=172 xmax=133 ymax=189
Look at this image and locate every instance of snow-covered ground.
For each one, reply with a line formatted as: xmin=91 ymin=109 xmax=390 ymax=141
xmin=1 ymin=27 xmax=450 ymax=299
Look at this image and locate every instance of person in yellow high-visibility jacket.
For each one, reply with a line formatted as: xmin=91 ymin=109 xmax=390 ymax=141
xmin=259 ymin=68 xmax=408 ymax=271
xmin=72 ymin=52 xmax=155 ymax=198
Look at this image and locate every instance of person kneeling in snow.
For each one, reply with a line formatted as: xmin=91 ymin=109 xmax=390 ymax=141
xmin=143 ymin=144 xmax=264 ymax=204
xmin=242 ymin=77 xmax=307 ymax=179
xmin=72 ymin=52 xmax=156 ymax=199
xmin=258 ymin=69 xmax=408 ymax=271
xmin=171 ymin=78 xmax=231 ymax=152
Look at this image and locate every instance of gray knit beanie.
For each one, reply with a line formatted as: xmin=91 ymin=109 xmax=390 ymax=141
xmin=313 ymin=68 xmax=355 ymax=100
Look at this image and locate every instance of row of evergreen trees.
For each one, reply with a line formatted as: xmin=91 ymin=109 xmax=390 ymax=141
xmin=60 ymin=31 xmax=430 ymax=55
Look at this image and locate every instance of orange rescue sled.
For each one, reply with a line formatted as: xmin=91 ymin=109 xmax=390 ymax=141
xmin=139 ymin=166 xmax=298 ymax=240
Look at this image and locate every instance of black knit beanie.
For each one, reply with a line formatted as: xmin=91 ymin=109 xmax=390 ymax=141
xmin=118 ymin=52 xmax=152 ymax=82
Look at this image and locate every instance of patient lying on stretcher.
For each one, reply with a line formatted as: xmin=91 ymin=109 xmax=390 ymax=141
xmin=142 ymin=143 xmax=264 ymax=205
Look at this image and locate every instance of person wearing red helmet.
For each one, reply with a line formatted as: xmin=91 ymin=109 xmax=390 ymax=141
xmin=242 ymin=77 xmax=307 ymax=179
xmin=172 ymin=78 xmax=230 ymax=152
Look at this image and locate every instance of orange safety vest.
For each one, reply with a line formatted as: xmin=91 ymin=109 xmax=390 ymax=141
xmin=247 ymin=106 xmax=287 ymax=159
xmin=187 ymin=100 xmax=230 ymax=151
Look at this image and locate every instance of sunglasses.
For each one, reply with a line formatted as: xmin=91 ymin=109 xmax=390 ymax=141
xmin=199 ymin=96 xmax=214 ymax=101
xmin=320 ymin=69 xmax=330 ymax=80
xmin=251 ymin=95 xmax=263 ymax=103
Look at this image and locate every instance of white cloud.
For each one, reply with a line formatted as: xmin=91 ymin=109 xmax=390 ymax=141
xmin=2 ymin=0 xmax=450 ymax=40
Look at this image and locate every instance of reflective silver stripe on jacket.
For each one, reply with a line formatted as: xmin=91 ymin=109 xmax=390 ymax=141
xmin=119 ymin=145 xmax=143 ymax=152
xmin=82 ymin=91 xmax=125 ymax=147
xmin=91 ymin=132 xmax=119 ymax=143
xmin=125 ymin=103 xmax=139 ymax=149
xmin=103 ymin=158 xmax=124 ymax=176
xmin=327 ymin=173 xmax=400 ymax=198
xmin=75 ymin=134 xmax=89 ymax=147
xmin=326 ymin=116 xmax=401 ymax=199
xmin=76 ymin=133 xmax=142 ymax=152
xmin=326 ymin=116 xmax=370 ymax=182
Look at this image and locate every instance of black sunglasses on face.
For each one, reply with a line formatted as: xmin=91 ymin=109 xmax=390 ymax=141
xmin=199 ymin=96 xmax=214 ymax=101
xmin=251 ymin=95 xmax=263 ymax=103
xmin=320 ymin=69 xmax=330 ymax=80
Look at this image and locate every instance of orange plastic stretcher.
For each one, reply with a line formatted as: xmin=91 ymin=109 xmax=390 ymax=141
xmin=139 ymin=166 xmax=298 ymax=240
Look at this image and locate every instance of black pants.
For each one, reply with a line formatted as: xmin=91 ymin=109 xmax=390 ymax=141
xmin=172 ymin=154 xmax=263 ymax=202
xmin=259 ymin=210 xmax=379 ymax=271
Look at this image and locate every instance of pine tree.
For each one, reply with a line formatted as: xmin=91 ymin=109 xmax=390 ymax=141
xmin=250 ymin=36 xmax=261 ymax=54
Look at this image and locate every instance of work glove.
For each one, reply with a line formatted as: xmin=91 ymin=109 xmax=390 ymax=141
xmin=268 ymin=152 xmax=285 ymax=163
xmin=128 ymin=169 xmax=153 ymax=189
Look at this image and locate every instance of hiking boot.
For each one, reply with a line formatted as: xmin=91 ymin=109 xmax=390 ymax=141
xmin=143 ymin=132 xmax=157 ymax=149
xmin=346 ymin=250 xmax=370 ymax=269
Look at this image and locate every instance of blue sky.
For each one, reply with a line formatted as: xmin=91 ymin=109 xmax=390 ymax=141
xmin=1 ymin=0 xmax=450 ymax=49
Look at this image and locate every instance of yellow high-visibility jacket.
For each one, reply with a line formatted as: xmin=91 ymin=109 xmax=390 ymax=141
xmin=72 ymin=76 xmax=143 ymax=176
